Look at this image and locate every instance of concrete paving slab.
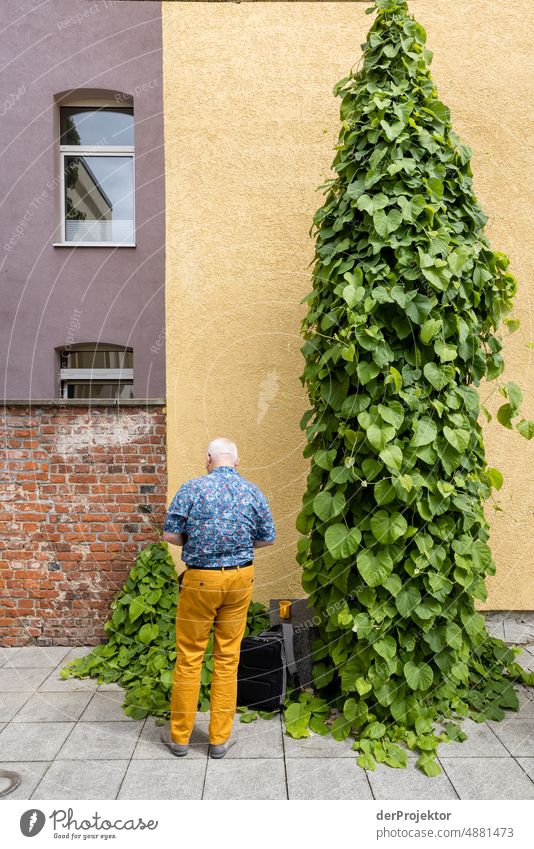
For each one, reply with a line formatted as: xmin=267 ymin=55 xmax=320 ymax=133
xmin=38 ymin=667 xmax=100 ymax=692
xmin=0 ymin=692 xmax=32 ymax=722
xmin=61 ymin=646 xmax=100 ymax=665
xmin=484 ymin=613 xmax=505 ymax=640
xmin=3 ymin=646 xmax=72 ymax=668
xmin=13 ymin=692 xmax=93 ymax=723
xmin=0 ymin=667 xmax=54 ymax=692
xmin=436 ymin=719 xmax=510 ymax=758
xmin=513 ymin=648 xmax=534 ymax=673
xmin=133 ymin=719 xmax=209 ymax=760
xmin=490 ymin=717 xmax=534 ymax=758
xmin=287 ymin=757 xmax=372 ymax=799
xmin=96 ymin=682 xmax=124 ymax=691
xmin=440 ymin=757 xmax=534 ymax=800
xmin=203 ymin=758 xmax=287 ymax=800
xmin=488 ymin=702 xmax=534 ymax=757
xmin=118 ymin=758 xmax=206 ymax=800
xmin=0 ymin=721 xmax=75 ymax=761
xmin=284 ymin=728 xmax=358 ymax=758
xmin=368 ymin=761 xmax=458 ymax=800
xmin=0 ymin=762 xmax=52 ymax=800
xmin=0 ymin=647 xmax=22 ymax=667
xmin=503 ymin=614 xmax=534 ymax=645
xmin=515 ymin=758 xmax=534 ymax=781
xmin=79 ymin=691 xmax=137 ymax=722
xmin=32 ymin=759 xmax=129 ymax=800
xmin=56 ymin=720 xmax=143 ymax=760
xmin=514 ymin=684 xmax=534 ymax=709
xmin=223 ymin=714 xmax=284 ymax=759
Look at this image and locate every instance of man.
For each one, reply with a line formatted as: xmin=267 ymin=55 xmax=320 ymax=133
xmin=161 ymin=437 xmax=276 ymax=758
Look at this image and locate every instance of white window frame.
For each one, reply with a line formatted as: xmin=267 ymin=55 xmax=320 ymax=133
xmin=59 ymin=345 xmax=134 ymax=399
xmin=55 ymin=107 xmax=135 ymax=247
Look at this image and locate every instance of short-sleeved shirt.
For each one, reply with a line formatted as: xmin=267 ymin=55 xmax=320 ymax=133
xmin=163 ymin=465 xmax=276 ymax=568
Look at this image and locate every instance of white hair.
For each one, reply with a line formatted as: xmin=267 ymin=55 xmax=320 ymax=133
xmin=206 ymin=437 xmax=238 ymax=462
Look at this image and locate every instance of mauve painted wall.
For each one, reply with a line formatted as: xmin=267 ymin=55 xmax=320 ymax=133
xmin=0 ymin=0 xmax=165 ymax=398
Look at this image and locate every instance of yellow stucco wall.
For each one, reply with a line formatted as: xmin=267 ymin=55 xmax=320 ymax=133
xmin=162 ymin=1 xmax=534 ymax=609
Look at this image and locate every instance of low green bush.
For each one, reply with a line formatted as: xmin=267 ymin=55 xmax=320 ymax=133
xmin=60 ymin=541 xmax=270 ymax=720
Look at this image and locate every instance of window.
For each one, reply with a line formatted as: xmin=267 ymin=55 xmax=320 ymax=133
xmin=59 ymin=105 xmax=134 ymax=245
xmin=59 ymin=344 xmax=133 ymax=399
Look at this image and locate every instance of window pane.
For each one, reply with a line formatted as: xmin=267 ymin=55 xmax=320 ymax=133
xmin=61 ymin=349 xmax=133 ymax=369
xmin=60 ymin=107 xmax=134 ymax=146
xmin=65 ymin=381 xmax=133 ymax=399
xmin=64 ymin=156 xmax=134 ymax=243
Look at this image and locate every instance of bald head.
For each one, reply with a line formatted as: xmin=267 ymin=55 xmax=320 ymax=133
xmin=206 ymin=437 xmax=239 ymax=472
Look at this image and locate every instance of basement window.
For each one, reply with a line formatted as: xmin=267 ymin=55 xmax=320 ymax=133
xmin=59 ymin=344 xmax=133 ymax=399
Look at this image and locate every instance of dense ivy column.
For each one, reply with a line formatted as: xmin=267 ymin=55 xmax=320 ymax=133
xmin=295 ymin=0 xmax=532 ymax=774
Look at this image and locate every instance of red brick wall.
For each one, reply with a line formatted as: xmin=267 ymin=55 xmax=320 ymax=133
xmin=0 ymin=402 xmax=167 ymax=646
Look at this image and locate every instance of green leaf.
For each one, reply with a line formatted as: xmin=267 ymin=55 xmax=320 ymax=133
xmin=370 ymin=510 xmax=408 ymax=544
xmin=445 ymin=622 xmax=463 ymax=650
xmin=412 ymin=417 xmax=437 ymax=446
xmin=420 ymin=318 xmax=442 ymax=344
xmin=314 ymin=448 xmax=337 ymax=470
xmin=356 ymin=549 xmax=394 ymax=587
xmin=364 ymin=721 xmax=387 ymax=739
xmin=366 ymin=422 xmax=395 ymax=451
xmin=355 ymin=677 xmax=373 ymax=696
xmin=313 ymin=491 xmax=346 ymax=522
xmin=357 ymin=360 xmax=380 ymax=385
xmin=379 ymin=444 xmax=403 ymax=472
xmin=343 ymin=283 xmax=365 ymax=308
xmin=138 ymin=623 xmax=158 ymax=645
xmin=487 ymin=467 xmax=503 ymax=490
xmin=284 ymin=702 xmax=311 ymax=739
xmin=396 ymin=586 xmax=421 ymax=617
xmin=405 ymin=294 xmax=434 ymax=325
xmin=373 ymin=635 xmax=397 ymax=661
xmin=129 ymin=597 xmax=146 ymax=623
xmin=309 ymin=715 xmax=330 ymax=736
xmin=497 ymin=403 xmax=513 ymax=429
xmin=356 ymin=194 xmax=374 ymax=214
xmin=373 ymin=208 xmax=388 ymax=238
xmin=378 ymin=401 xmax=404 ymax=428
xmin=239 ymin=710 xmax=259 ymax=723
xmin=325 ymin=523 xmax=362 ymax=559
xmin=443 ymin=426 xmax=470 ymax=452
xmin=506 ymin=381 xmax=522 ymax=413
xmin=517 ymin=419 xmax=534 ymax=440
xmin=331 ymin=716 xmax=351 ymax=741
xmin=417 ymin=752 xmax=442 ymax=777
xmin=404 ymin=661 xmax=434 ymax=691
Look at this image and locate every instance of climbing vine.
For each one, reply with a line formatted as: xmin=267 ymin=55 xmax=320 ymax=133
xmin=293 ymin=0 xmax=533 ymax=775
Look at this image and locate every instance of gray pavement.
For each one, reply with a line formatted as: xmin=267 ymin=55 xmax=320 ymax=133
xmin=0 ymin=613 xmax=533 ymax=800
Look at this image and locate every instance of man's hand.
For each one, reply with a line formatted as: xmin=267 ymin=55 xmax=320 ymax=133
xmin=163 ymin=531 xmax=187 ymax=546
xmin=253 ymin=538 xmax=275 ymax=548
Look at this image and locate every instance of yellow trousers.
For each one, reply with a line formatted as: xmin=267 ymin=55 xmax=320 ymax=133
xmin=170 ymin=563 xmax=254 ymax=745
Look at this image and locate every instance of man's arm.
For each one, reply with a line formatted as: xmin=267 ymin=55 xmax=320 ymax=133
xmin=253 ymin=538 xmax=274 ymax=548
xmin=253 ymin=490 xmax=276 ymax=548
xmin=163 ymin=531 xmax=187 ymax=546
xmin=163 ymin=483 xmax=192 ymax=547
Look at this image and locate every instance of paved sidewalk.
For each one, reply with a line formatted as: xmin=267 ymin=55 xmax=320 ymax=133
xmin=0 ymin=613 xmax=533 ymax=800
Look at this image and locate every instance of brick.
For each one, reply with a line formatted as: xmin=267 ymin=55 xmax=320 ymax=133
xmin=1 ymin=403 xmax=166 ymax=644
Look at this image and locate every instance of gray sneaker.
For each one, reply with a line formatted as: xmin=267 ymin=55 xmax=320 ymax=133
xmin=160 ymin=724 xmax=189 ymax=757
xmin=209 ymin=739 xmax=237 ymax=759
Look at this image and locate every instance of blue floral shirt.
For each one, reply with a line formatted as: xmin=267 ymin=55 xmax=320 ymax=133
xmin=163 ymin=466 xmax=276 ymax=567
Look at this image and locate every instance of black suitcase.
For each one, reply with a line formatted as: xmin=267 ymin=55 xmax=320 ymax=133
xmin=237 ymin=622 xmax=298 ymax=712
